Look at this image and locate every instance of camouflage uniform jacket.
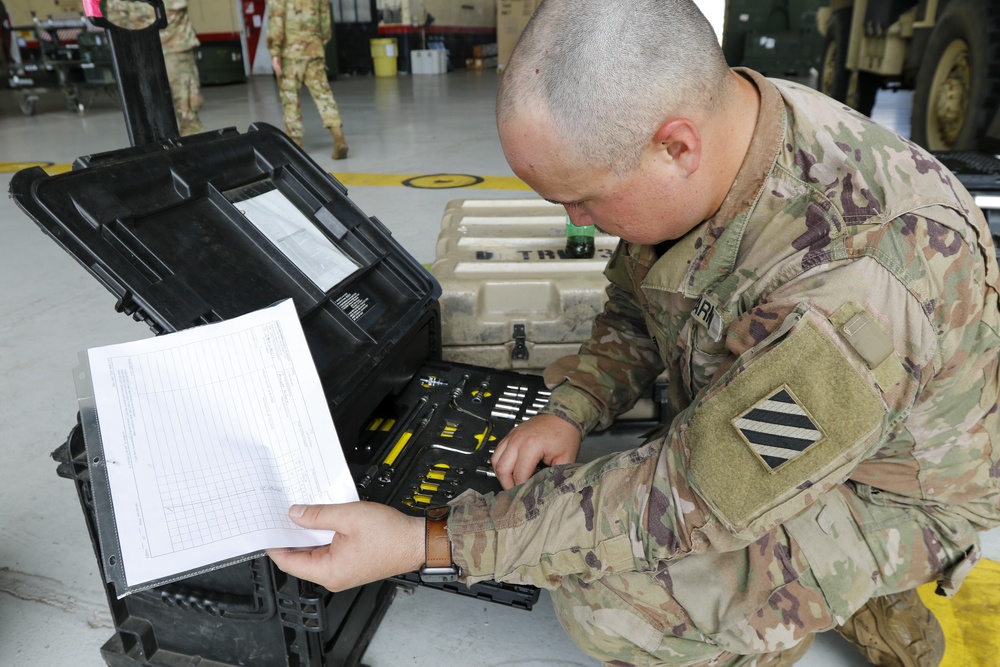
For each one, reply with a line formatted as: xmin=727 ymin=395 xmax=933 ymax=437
xmin=448 ymin=69 xmax=1000 ymax=593
xmin=105 ymin=0 xmax=199 ymax=53
xmin=266 ymin=0 xmax=331 ymax=60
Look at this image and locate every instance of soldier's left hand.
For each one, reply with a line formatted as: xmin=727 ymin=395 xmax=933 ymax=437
xmin=491 ymin=414 xmax=581 ymax=489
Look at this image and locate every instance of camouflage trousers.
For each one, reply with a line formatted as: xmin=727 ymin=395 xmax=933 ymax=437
xmin=277 ymin=56 xmax=342 ymax=139
xmin=165 ymin=49 xmax=204 ymax=136
xmin=549 ymin=483 xmax=980 ymax=666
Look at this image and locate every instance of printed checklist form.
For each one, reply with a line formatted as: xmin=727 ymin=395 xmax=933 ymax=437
xmin=78 ymin=299 xmax=357 ymax=596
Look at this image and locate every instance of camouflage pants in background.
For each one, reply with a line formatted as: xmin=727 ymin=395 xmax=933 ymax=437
xmin=277 ymin=56 xmax=342 ymax=139
xmin=165 ymin=49 xmax=204 ymax=136
xmin=549 ymin=483 xmax=979 ymax=666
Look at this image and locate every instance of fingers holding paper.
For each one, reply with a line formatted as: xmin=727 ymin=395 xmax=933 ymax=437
xmin=267 ymin=501 xmax=425 ymax=592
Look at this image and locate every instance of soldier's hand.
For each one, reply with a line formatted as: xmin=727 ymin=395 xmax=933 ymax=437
xmin=491 ymin=414 xmax=581 ymax=489
xmin=266 ymin=501 xmax=424 ymax=591
xmin=271 ymin=55 xmax=282 ymax=77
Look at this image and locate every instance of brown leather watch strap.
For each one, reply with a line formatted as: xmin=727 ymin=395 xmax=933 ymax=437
xmin=424 ymin=505 xmax=453 ymax=569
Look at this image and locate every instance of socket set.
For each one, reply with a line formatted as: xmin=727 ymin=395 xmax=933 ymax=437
xmin=347 ymin=359 xmax=551 ymax=513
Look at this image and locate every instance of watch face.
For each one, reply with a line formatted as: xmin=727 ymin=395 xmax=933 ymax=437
xmin=426 ymin=505 xmax=450 ymax=520
xmin=419 ymin=567 xmax=460 ymax=583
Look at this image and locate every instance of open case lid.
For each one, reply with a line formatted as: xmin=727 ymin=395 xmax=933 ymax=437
xmin=10 ymin=123 xmax=441 ymax=416
xmin=8 ymin=0 xmax=440 ymax=421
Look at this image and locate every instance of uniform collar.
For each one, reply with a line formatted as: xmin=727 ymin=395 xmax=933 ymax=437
xmin=638 ymin=68 xmax=786 ymax=297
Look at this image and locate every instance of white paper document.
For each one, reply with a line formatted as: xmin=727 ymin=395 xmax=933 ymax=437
xmin=86 ymin=299 xmax=357 ymax=589
xmin=235 ymin=189 xmax=360 ymax=292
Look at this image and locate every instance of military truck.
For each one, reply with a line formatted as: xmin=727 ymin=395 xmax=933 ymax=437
xmin=817 ymin=0 xmax=1000 ymax=152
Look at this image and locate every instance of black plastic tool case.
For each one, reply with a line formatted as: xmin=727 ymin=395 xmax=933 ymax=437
xmin=11 ymin=3 xmax=539 ymax=665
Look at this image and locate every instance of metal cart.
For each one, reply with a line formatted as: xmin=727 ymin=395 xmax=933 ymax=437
xmin=7 ymin=16 xmax=116 ymax=116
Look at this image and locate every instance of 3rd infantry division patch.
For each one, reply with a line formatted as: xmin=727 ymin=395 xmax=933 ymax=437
xmin=732 ymin=385 xmax=825 ymax=472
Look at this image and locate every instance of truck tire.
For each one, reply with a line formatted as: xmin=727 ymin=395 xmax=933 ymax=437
xmin=911 ymin=0 xmax=1000 ymax=151
xmin=818 ymin=8 xmax=878 ymax=116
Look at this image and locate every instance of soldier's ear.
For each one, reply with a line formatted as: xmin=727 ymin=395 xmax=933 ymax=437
xmin=652 ymin=119 xmax=701 ymax=177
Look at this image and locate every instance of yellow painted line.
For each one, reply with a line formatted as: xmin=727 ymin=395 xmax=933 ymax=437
xmin=0 ymin=161 xmax=72 ymax=175
xmin=332 ymin=172 xmax=532 ymax=191
xmin=918 ymin=558 xmax=1000 ymax=667
xmin=1 ymin=162 xmax=533 ymax=191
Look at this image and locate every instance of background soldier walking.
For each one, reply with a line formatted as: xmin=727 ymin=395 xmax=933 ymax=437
xmin=266 ymin=0 xmax=348 ymax=159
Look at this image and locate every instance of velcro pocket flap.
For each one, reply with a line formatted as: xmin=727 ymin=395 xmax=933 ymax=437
xmin=688 ymin=309 xmax=884 ymax=540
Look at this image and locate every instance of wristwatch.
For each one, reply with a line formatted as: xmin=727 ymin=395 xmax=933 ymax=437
xmin=419 ymin=505 xmax=461 ymax=583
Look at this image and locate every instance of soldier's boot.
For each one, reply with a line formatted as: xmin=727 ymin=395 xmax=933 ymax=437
xmin=330 ymin=125 xmax=349 ymax=159
xmin=758 ymin=634 xmax=815 ymax=667
xmin=834 ymin=589 xmax=945 ymax=666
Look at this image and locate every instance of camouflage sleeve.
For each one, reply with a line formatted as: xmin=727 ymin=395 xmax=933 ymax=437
xmin=447 ymin=446 xmax=661 ymax=588
xmin=542 ymin=242 xmax=664 ymax=434
xmin=449 ymin=206 xmax=993 ymax=588
xmin=320 ymin=0 xmax=331 ymax=45
xmin=105 ymin=0 xmax=152 ymax=31
xmin=104 ymin=0 xmax=128 ymax=28
xmin=266 ymin=0 xmax=285 ymax=55
xmin=160 ymin=5 xmax=199 ymax=52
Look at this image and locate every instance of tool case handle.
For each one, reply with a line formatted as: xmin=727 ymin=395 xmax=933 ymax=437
xmin=140 ymin=567 xmax=278 ymax=621
xmin=80 ymin=0 xmax=180 ymax=147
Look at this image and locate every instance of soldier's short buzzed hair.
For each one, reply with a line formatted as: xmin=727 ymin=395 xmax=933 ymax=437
xmin=497 ymin=0 xmax=733 ymax=173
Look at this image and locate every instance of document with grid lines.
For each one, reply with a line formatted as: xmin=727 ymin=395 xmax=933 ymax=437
xmin=79 ymin=299 xmax=357 ymax=596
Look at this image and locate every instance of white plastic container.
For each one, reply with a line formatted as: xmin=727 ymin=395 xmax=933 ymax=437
xmin=411 ymin=49 xmax=447 ymax=75
xmin=430 ymin=198 xmax=616 ymax=371
xmin=430 ymin=198 xmax=663 ymax=422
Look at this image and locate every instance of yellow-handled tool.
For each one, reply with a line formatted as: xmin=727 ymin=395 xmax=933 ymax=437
xmin=383 ymin=431 xmax=413 ymax=467
xmin=357 ymin=398 xmax=435 ymax=489
xmin=376 ymin=403 xmax=437 ymax=485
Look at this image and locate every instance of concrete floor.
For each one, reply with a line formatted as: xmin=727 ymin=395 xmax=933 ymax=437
xmin=0 ymin=71 xmax=996 ymax=666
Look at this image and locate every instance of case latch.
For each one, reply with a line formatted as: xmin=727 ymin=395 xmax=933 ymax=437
xmin=511 ymin=324 xmax=529 ymax=361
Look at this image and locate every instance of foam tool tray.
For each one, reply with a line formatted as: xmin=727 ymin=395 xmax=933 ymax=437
xmin=349 ymin=359 xmax=548 ymax=604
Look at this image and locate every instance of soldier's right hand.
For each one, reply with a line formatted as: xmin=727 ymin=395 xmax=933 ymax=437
xmin=271 ymin=55 xmax=283 ymax=77
xmin=491 ymin=414 xmax=581 ymax=490
xmin=267 ymin=501 xmax=423 ymax=592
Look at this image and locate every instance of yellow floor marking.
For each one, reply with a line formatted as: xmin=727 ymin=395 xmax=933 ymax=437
xmin=0 ymin=161 xmax=71 ymax=175
xmin=1 ymin=163 xmax=532 ymax=191
xmin=918 ymin=558 xmax=1000 ymax=666
xmin=332 ymin=172 xmax=531 ymax=191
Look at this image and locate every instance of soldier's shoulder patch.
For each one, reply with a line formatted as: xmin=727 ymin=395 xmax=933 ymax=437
xmin=688 ymin=311 xmax=884 ymax=536
xmin=732 ymin=385 xmax=825 ymax=473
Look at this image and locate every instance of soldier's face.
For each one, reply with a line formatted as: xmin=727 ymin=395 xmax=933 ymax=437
xmin=500 ymin=110 xmax=707 ymax=244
